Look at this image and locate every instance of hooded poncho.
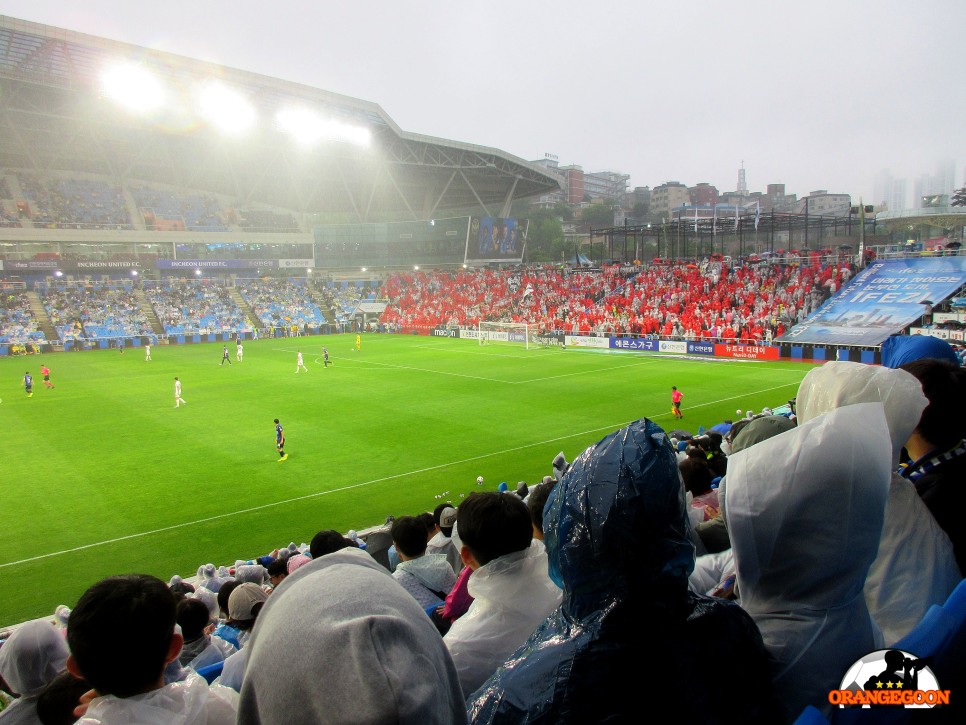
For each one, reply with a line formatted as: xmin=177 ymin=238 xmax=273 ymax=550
xmin=238 ymin=548 xmax=467 ymax=725
xmin=469 ymin=418 xmax=779 ymax=724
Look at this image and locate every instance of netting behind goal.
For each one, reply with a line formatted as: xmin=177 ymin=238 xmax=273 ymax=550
xmin=478 ymin=321 xmax=533 ymax=349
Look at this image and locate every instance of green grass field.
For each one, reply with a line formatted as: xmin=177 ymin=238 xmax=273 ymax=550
xmin=0 ymin=334 xmax=813 ymax=626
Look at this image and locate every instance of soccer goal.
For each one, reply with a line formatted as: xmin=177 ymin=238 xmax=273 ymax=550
xmin=478 ymin=321 xmax=533 ymax=349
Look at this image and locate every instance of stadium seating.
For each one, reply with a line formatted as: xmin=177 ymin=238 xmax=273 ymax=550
xmin=0 ymin=291 xmax=45 ymax=343
xmin=194 ymin=660 xmax=225 ymax=685
xmin=131 ymin=185 xmax=228 ymax=231
xmin=145 ymin=280 xmax=247 ymax=334
xmin=18 ymin=174 xmax=133 ymax=230
xmin=239 ymin=279 xmax=325 ymax=330
xmin=379 ymin=260 xmax=855 ymax=343
xmin=39 ymin=282 xmax=151 ymax=340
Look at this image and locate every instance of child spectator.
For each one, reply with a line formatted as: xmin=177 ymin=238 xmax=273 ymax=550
xmin=426 ymin=504 xmax=462 ymax=573
xmin=64 ymin=574 xmax=238 ymax=723
xmin=0 ymin=620 xmax=69 ymax=723
xmin=443 ymin=492 xmax=561 ymax=695
xmin=391 ymin=516 xmax=457 ymax=608
xmin=526 ymin=480 xmax=556 ymax=541
xmin=175 ymin=599 xmax=236 ymax=671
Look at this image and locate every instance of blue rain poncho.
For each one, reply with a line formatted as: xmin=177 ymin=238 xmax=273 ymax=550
xmin=468 ymin=418 xmax=779 ymax=724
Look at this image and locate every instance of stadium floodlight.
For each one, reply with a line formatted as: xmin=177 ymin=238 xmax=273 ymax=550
xmin=276 ymin=108 xmax=371 ymax=147
xmin=101 ymin=63 xmax=165 ymax=112
xmin=198 ymin=82 xmax=256 ymax=135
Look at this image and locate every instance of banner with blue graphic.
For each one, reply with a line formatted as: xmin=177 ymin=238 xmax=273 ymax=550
xmin=779 ymin=257 xmax=966 ymax=346
xmin=687 ymin=341 xmax=716 ymax=356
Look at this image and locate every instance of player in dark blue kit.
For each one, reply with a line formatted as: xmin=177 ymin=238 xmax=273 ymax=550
xmin=220 ymin=345 xmax=232 ymax=365
xmin=274 ymin=418 xmax=287 ymax=461
xmin=322 ymin=346 xmax=330 ymax=367
xmin=24 ymin=371 xmax=33 ymax=397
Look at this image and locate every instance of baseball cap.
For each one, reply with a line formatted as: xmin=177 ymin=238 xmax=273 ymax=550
xmin=228 ymin=582 xmax=268 ymax=621
xmin=439 ymin=506 xmax=458 ymax=529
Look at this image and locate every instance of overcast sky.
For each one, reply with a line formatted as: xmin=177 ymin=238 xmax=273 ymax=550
xmin=2 ymin=0 xmax=963 ymax=203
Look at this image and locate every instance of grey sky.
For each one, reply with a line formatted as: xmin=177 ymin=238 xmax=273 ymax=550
xmin=2 ymin=0 xmax=963 ymax=204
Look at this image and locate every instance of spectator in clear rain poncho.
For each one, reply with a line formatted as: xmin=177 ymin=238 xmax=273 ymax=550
xmin=0 ymin=620 xmax=69 ymax=724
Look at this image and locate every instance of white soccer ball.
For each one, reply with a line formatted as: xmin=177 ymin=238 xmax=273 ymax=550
xmin=736 ymin=409 xmax=742 ymax=415
xmin=476 ymin=476 xmax=484 ymax=485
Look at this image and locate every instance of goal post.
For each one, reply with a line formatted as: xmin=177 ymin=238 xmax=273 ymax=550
xmin=478 ymin=321 xmax=531 ymax=350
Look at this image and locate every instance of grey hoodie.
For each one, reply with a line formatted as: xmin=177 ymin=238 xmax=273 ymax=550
xmin=238 ymin=548 xmax=467 ymax=725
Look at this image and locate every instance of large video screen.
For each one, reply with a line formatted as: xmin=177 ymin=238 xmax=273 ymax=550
xmin=466 ymin=217 xmax=528 ymax=263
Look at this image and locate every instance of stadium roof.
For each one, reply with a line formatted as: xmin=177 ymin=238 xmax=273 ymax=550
xmin=0 ymin=15 xmax=560 ymax=221
xmin=874 ymin=205 xmax=966 ymax=231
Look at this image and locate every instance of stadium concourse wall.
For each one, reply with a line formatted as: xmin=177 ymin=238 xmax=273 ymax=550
xmin=412 ymin=325 xmax=883 ymax=364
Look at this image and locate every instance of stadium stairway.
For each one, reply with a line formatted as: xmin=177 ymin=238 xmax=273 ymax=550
xmin=229 ymin=288 xmax=261 ymax=330
xmin=131 ymin=288 xmax=165 ymax=336
xmin=308 ymin=289 xmax=336 ymax=326
xmin=25 ymin=290 xmax=59 ymax=342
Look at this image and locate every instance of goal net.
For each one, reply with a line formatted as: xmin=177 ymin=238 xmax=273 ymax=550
xmin=478 ymin=321 xmax=534 ymax=349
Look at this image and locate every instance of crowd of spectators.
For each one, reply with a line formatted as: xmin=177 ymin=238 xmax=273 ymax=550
xmin=0 ymin=335 xmax=963 ymax=723
xmin=145 ymin=280 xmax=248 ymax=335
xmin=0 ymin=173 xmax=304 ymax=234
xmin=380 ymin=259 xmax=856 ymax=343
xmin=39 ymin=282 xmax=153 ymax=341
xmin=0 ymin=179 xmax=21 ymax=228
xmin=238 ymin=280 xmax=325 ymax=331
xmin=0 ymin=291 xmax=45 ymax=343
xmin=131 ymin=186 xmax=228 ymax=231
xmin=17 ymin=175 xmax=133 ymax=230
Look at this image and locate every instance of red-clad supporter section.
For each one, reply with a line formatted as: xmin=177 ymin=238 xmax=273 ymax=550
xmin=380 ymin=259 xmax=856 ymax=347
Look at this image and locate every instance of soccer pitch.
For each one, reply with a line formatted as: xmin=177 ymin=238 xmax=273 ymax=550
xmin=0 ymin=334 xmax=813 ymax=626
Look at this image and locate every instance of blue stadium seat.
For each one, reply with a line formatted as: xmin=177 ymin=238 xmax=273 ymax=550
xmin=194 ymin=660 xmax=224 ymax=684
xmin=793 ymin=706 xmax=830 ymax=725
xmin=891 ymin=604 xmax=954 ymax=658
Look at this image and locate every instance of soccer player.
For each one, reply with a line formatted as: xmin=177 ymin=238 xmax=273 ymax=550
xmin=117 ymin=338 xmax=124 ymax=354
xmin=322 ymin=346 xmax=330 ymax=367
xmin=236 ymin=341 xmax=244 ymax=362
xmin=275 ymin=418 xmax=287 ymax=461
xmin=221 ymin=345 xmax=232 ymax=366
xmin=671 ymin=386 xmax=684 ymax=419
xmin=295 ymin=351 xmax=308 ymax=373
xmin=40 ymin=364 xmax=55 ymax=389
xmin=174 ymin=377 xmax=187 ymax=408
xmin=24 ymin=371 xmax=33 ymax=397
xmin=145 ymin=343 xmax=152 ymax=361
xmin=355 ymin=333 xmax=361 ymax=351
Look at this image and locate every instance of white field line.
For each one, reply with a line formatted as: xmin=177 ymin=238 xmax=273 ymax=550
xmin=0 ymin=381 xmax=799 ymax=571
